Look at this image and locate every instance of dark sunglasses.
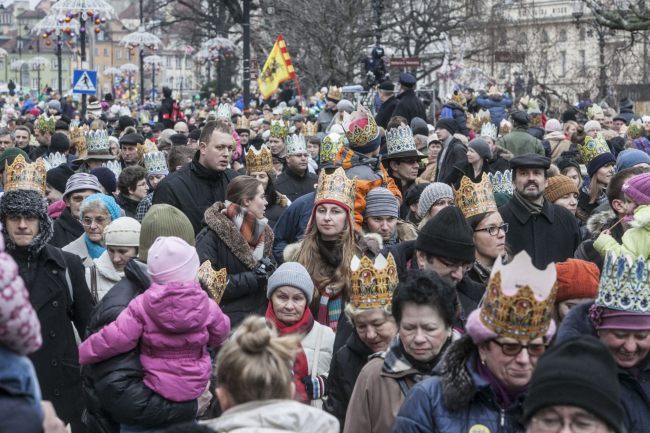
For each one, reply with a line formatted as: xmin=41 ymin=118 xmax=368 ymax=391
xmin=491 ymin=340 xmax=547 ymax=357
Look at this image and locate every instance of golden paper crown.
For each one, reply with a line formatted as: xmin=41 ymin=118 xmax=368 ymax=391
xmin=197 ymin=260 xmax=228 ymax=304
xmin=449 ymin=90 xmax=466 ymax=107
xmin=327 ymin=86 xmax=342 ymax=101
xmin=302 ymin=121 xmax=319 ymax=137
xmin=342 ymin=107 xmax=378 ymax=147
xmin=246 ymin=144 xmax=273 ymax=173
xmin=479 ymin=251 xmax=558 ymax=340
xmin=580 ymin=134 xmax=610 ymax=164
xmin=5 ymin=154 xmax=47 ymax=195
xmin=627 ymin=119 xmax=644 ymax=140
xmin=36 ymin=114 xmax=55 ymax=134
xmin=269 ymin=120 xmax=289 ymax=139
xmin=350 ymin=253 xmax=399 ymax=310
xmin=315 ymin=166 xmax=357 ymax=210
xmin=320 ymin=132 xmax=346 ymax=165
xmin=469 ymin=109 xmax=491 ymax=132
xmin=69 ymin=122 xmax=88 ymax=147
xmin=137 ymin=139 xmax=158 ymax=160
xmin=453 ymin=173 xmax=498 ymax=218
xmin=236 ymin=115 xmax=251 ymax=131
xmin=587 ymin=104 xmax=604 ymax=120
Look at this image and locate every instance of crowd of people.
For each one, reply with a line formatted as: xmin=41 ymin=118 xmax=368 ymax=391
xmin=0 ymin=73 xmax=649 ymax=433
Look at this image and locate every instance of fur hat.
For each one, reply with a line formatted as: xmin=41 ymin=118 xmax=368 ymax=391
xmin=0 ymin=190 xmax=53 ymax=255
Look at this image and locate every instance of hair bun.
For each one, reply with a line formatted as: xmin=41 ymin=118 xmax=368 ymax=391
xmin=236 ymin=316 xmax=273 ymax=354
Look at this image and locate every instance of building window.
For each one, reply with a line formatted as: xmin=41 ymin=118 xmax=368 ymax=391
xmin=116 ymin=49 xmax=122 ymax=60
xmin=579 ymin=49 xmax=586 ymax=74
xmin=166 ymin=56 xmax=171 ymax=67
xmin=540 ymin=30 xmax=549 ymax=43
xmin=579 ymin=28 xmax=586 ymax=41
xmin=103 ymin=48 xmax=109 ymax=56
xmin=176 ymin=57 xmax=181 ymax=68
xmin=94 ymin=47 xmax=99 ymax=56
xmin=185 ymin=57 xmax=191 ymax=68
xmin=559 ymin=29 xmax=567 ymax=42
xmin=560 ymin=51 xmax=566 ymax=75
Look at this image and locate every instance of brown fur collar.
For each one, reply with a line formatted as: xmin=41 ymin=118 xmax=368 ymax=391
xmin=396 ymin=220 xmax=418 ymax=241
xmin=204 ymin=202 xmax=274 ymax=269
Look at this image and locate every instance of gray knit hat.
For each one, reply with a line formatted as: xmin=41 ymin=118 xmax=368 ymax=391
xmin=103 ymin=217 xmax=141 ymax=247
xmin=63 ymin=173 xmax=103 ymax=198
xmin=418 ymin=182 xmax=454 ymax=217
xmin=267 ymin=262 xmax=314 ymax=303
xmin=365 ymin=187 xmax=398 ymax=218
xmin=468 ymin=138 xmax=492 ymax=160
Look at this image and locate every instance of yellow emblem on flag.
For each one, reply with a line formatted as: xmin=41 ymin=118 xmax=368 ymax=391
xmin=257 ymin=34 xmax=296 ymax=99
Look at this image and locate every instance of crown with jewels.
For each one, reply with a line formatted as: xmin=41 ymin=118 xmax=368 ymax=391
xmin=587 ymin=104 xmax=604 ymax=120
xmin=342 ymin=106 xmax=379 ymax=148
xmin=479 ymin=250 xmax=558 ymax=340
xmin=327 ymin=86 xmax=342 ymax=101
xmin=627 ymin=119 xmax=644 ymax=140
xmin=144 ymin=151 xmax=168 ymax=175
xmin=350 ymin=253 xmax=399 ymax=310
xmin=595 ymin=252 xmax=650 ymax=313
xmin=236 ymin=115 xmax=251 ymax=131
xmin=285 ymin=134 xmax=307 ymax=155
xmin=385 ymin=125 xmax=417 ymax=156
xmin=315 ymin=166 xmax=357 ymax=211
xmin=320 ymin=132 xmax=346 ymax=165
xmin=69 ymin=121 xmax=88 ymax=147
xmin=36 ymin=114 xmax=56 ymax=134
xmin=302 ymin=121 xmax=318 ymax=137
xmin=454 ymin=173 xmax=498 ymax=218
xmin=85 ymin=129 xmax=112 ymax=156
xmin=489 ymin=170 xmax=514 ymax=195
xmin=102 ymin=160 xmax=122 ymax=179
xmin=42 ymin=152 xmax=67 ymax=171
xmin=269 ymin=120 xmax=289 ymax=139
xmin=197 ymin=260 xmax=228 ymax=304
xmin=137 ymin=139 xmax=158 ymax=161
xmin=216 ymin=103 xmax=232 ymax=120
xmin=580 ymin=134 xmax=610 ymax=164
xmin=480 ymin=122 xmax=498 ymax=140
xmin=5 ymin=154 xmax=46 ymax=195
xmin=245 ymin=144 xmax=273 ymax=173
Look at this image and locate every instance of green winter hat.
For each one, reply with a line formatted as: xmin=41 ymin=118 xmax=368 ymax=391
xmin=139 ymin=204 xmax=194 ymax=263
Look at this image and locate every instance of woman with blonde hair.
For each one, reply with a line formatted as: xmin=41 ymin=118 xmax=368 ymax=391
xmin=202 ymin=316 xmax=339 ymax=432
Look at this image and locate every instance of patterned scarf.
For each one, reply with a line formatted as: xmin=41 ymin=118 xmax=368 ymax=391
xmin=317 ymin=284 xmax=343 ymax=331
xmin=223 ymin=201 xmax=267 ymax=260
xmin=83 ymin=233 xmax=106 ymax=259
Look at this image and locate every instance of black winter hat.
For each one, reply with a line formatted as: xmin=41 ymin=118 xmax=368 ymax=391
xmin=510 ymin=110 xmax=529 ymax=126
xmin=118 ymin=115 xmax=136 ymax=131
xmin=410 ymin=117 xmax=429 ymax=137
xmin=188 ymin=128 xmax=201 ymax=141
xmin=0 ymin=189 xmax=53 ymax=254
xmin=170 ymin=133 xmax=188 ymax=146
xmin=46 ymin=164 xmax=74 ymax=193
xmin=49 ymin=132 xmax=71 ymax=153
xmin=415 ymin=206 xmax=475 ymax=262
xmin=405 ymin=183 xmax=428 ymax=207
xmin=523 ymin=336 xmax=624 ymax=433
xmin=435 ymin=118 xmax=458 ymax=135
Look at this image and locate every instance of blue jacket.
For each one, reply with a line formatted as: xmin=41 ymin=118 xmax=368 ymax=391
xmin=476 ymin=94 xmax=513 ymax=128
xmin=391 ymin=337 xmax=525 ymax=433
xmin=272 ymin=192 xmax=315 ymax=263
xmin=558 ymin=301 xmax=650 ymax=432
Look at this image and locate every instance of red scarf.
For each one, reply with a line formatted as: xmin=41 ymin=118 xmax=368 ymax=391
xmin=265 ymin=302 xmax=314 ymax=403
xmin=224 ymin=202 xmax=266 ymax=249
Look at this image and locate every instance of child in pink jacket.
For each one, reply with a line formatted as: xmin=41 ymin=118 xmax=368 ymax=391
xmin=78 ymin=236 xmax=231 ymax=404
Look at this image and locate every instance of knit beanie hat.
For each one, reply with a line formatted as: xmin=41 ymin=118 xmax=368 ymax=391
xmin=0 ymin=148 xmax=29 ymax=173
xmin=587 ymin=152 xmax=615 ymax=178
xmin=365 ymin=187 xmax=399 ymax=218
xmin=435 ymin=118 xmax=458 ymax=135
xmin=622 ymin=172 xmax=650 ymax=206
xmin=90 ymin=167 xmax=117 ymax=194
xmin=415 ymin=206 xmax=475 ymax=263
xmin=522 ymin=336 xmax=625 ymax=433
xmin=0 ymin=190 xmax=53 ymax=254
xmin=544 ymin=118 xmax=562 ymax=133
xmin=584 ymin=120 xmax=602 ymax=133
xmin=543 ymin=175 xmax=578 ymax=203
xmin=555 ymin=259 xmax=599 ymax=303
xmin=616 ymin=148 xmax=650 ymax=172
xmin=46 ymin=164 xmax=74 ymax=193
xmin=556 ymin=157 xmax=581 ymax=175
xmin=418 ymin=182 xmax=453 ymax=217
xmin=468 ymin=138 xmax=491 ymax=160
xmin=147 ymin=236 xmax=199 ymax=284
xmin=139 ymin=204 xmax=194 ymax=262
xmin=267 ymin=262 xmax=314 ymax=303
xmin=103 ymin=217 xmax=141 ymax=247
xmin=49 ymin=132 xmax=71 ymax=154
xmin=63 ymin=173 xmax=103 ymax=198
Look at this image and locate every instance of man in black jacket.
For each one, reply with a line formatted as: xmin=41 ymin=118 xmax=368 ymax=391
xmin=81 ymin=204 xmax=198 ymax=433
xmin=275 ymin=134 xmax=317 ymax=202
xmin=153 ymin=120 xmax=239 ymax=234
xmin=391 ymin=72 xmax=427 ymax=124
xmin=434 ymin=118 xmax=466 ymax=182
xmin=0 ymin=188 xmax=95 ymax=433
xmin=374 ymin=81 xmax=398 ymax=129
xmin=499 ymin=154 xmax=580 ymax=269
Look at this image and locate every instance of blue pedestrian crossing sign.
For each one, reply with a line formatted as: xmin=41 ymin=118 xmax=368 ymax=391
xmin=72 ymin=69 xmax=97 ymax=94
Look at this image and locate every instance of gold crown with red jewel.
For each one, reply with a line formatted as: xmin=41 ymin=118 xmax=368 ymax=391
xmin=350 ymin=253 xmax=399 ymax=310
xmin=315 ymin=166 xmax=357 ymax=210
xmin=342 ymin=107 xmax=378 ymax=148
xmin=245 ymin=144 xmax=273 ymax=173
xmin=453 ymin=173 xmax=498 ymax=218
xmin=5 ymin=154 xmax=47 ymax=195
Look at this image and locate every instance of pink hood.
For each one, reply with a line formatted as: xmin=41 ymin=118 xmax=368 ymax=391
xmin=143 ymin=282 xmax=211 ymax=333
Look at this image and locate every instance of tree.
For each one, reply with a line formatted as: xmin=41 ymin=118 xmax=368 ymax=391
xmin=581 ymin=0 xmax=650 ymax=32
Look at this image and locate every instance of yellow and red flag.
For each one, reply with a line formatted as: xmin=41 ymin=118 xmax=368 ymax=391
xmin=257 ymin=35 xmax=296 ymax=99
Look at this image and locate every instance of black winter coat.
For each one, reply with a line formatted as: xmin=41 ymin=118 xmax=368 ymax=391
xmin=81 ymin=259 xmax=197 ymax=433
xmin=375 ymin=96 xmax=399 ymax=129
xmin=324 ymin=330 xmax=374 ymax=430
xmin=117 ymin=193 xmax=140 ymax=218
xmin=435 ymin=137 xmax=467 ymax=183
xmin=152 ymin=152 xmax=239 ymax=234
xmin=392 ymin=89 xmax=427 ymax=124
xmin=50 ymin=207 xmax=83 ymax=248
xmin=11 ymin=245 xmax=95 ymax=431
xmin=499 ymin=197 xmax=580 ymax=269
xmin=275 ymin=168 xmax=317 ymax=203
xmin=196 ymin=202 xmax=275 ymax=327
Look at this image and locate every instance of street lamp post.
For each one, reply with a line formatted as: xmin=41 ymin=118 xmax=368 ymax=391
xmin=144 ymin=55 xmax=162 ymax=101
xmin=120 ymin=63 xmax=138 ymax=101
xmin=120 ymin=27 xmax=161 ymax=105
xmin=30 ymin=57 xmax=47 ymax=99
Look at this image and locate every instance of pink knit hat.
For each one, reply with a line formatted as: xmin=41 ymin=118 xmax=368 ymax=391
xmin=622 ymin=172 xmax=650 ymax=206
xmin=147 ymin=236 xmax=200 ymax=284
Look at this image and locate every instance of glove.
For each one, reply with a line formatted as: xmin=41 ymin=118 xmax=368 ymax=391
xmin=254 ymin=257 xmax=276 ymax=284
xmin=301 ymin=375 xmax=326 ymax=400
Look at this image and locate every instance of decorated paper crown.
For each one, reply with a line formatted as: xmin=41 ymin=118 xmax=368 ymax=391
xmin=216 ymin=103 xmax=232 ymax=120
xmin=85 ymin=129 xmax=111 ymax=155
xmin=315 ymin=166 xmax=357 ymax=211
xmin=69 ymin=121 xmax=88 ymax=147
xmin=489 ymin=170 xmax=514 ymax=195
xmin=385 ymin=125 xmax=417 ymax=155
xmin=596 ymin=252 xmax=650 ymax=313
xmin=235 ymin=115 xmax=251 ymax=131
xmin=102 ymin=160 xmax=122 ymax=179
xmin=137 ymin=139 xmax=158 ymax=160
xmin=41 ymin=152 xmax=67 ymax=171
xmin=197 ymin=260 xmax=228 ymax=304
xmin=350 ymin=253 xmax=399 ymax=310
xmin=479 ymin=250 xmax=558 ymax=340
xmin=469 ymin=109 xmax=491 ymax=132
xmin=480 ymin=122 xmax=498 ymax=140
xmin=327 ymin=85 xmax=342 ymax=101
xmin=320 ymin=132 xmax=346 ymax=165
xmin=302 ymin=121 xmax=318 ymax=137
xmin=246 ymin=144 xmax=273 ymax=173
xmin=36 ymin=114 xmax=56 ymax=134
xmin=144 ymin=151 xmax=168 ymax=175
xmin=342 ymin=106 xmax=379 ymax=147
xmin=5 ymin=154 xmax=47 ymax=195
xmin=269 ymin=120 xmax=289 ymax=139
xmin=449 ymin=90 xmax=467 ymax=107
xmin=453 ymin=173 xmax=498 ymax=218
xmin=587 ymin=104 xmax=604 ymax=120
xmin=285 ymin=134 xmax=307 ymax=155
xmin=627 ymin=119 xmax=644 ymax=140
xmin=580 ymin=134 xmax=610 ymax=164
xmin=499 ymin=119 xmax=512 ymax=136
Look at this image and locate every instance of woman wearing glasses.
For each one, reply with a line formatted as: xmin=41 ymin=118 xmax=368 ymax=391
xmin=63 ymin=193 xmax=123 ymax=267
xmin=392 ymin=251 xmax=558 ymax=433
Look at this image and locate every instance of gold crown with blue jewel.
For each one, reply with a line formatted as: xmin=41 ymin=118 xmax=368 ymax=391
xmin=596 ymin=252 xmax=650 ymax=313
xmin=269 ymin=120 xmax=289 ymax=139
xmin=580 ymin=134 xmax=610 ymax=164
xmin=320 ymin=132 xmax=346 ymax=165
xmin=5 ymin=154 xmax=47 ymax=195
xmin=245 ymin=144 xmax=273 ymax=173
xmin=350 ymin=253 xmax=399 ymax=310
xmin=144 ymin=151 xmax=168 ymax=175
xmin=315 ymin=166 xmax=357 ymax=210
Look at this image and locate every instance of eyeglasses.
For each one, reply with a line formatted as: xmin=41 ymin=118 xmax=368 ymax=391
xmin=491 ymin=340 xmax=547 ymax=357
xmin=436 ymin=257 xmax=473 ymax=273
xmin=474 ymin=223 xmax=509 ymax=236
xmin=531 ymin=413 xmax=604 ymax=433
xmin=81 ymin=216 xmax=109 ymax=227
